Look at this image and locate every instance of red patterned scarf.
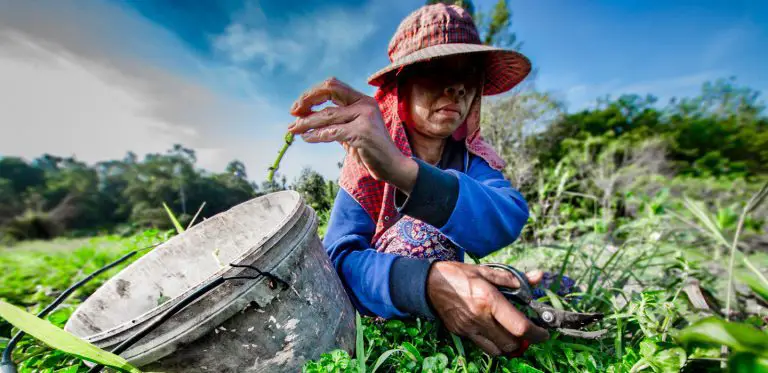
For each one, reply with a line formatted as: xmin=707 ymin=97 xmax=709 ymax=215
xmin=338 ymin=79 xmax=506 ymax=243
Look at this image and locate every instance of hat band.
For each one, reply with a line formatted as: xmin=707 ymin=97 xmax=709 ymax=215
xmin=388 ymin=21 xmax=481 ymax=62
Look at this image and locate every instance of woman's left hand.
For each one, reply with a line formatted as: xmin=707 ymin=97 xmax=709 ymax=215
xmin=288 ymin=77 xmax=418 ymax=194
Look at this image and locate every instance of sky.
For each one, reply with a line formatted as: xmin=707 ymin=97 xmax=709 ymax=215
xmin=1 ymin=0 xmax=766 ymax=183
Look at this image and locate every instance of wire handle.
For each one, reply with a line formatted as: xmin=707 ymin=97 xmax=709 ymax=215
xmin=480 ymin=263 xmax=534 ymax=304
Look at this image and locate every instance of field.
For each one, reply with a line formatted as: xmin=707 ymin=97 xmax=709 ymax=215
xmin=1 ymin=179 xmax=767 ymax=372
xmin=2 ymin=79 xmax=768 ymax=372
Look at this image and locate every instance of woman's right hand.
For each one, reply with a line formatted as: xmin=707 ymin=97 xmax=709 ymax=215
xmin=426 ymin=261 xmax=550 ymax=356
xmin=288 ymin=77 xmax=419 ymax=194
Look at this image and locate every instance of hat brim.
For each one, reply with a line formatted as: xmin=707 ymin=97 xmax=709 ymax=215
xmin=367 ymin=43 xmax=531 ymax=96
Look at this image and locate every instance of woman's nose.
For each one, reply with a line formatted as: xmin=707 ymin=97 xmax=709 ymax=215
xmin=444 ymin=83 xmax=466 ymax=98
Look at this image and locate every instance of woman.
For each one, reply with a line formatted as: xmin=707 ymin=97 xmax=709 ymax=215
xmin=288 ymin=4 xmax=551 ymax=357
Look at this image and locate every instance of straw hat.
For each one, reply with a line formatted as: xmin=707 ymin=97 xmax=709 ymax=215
xmin=367 ymin=3 xmax=531 ymax=96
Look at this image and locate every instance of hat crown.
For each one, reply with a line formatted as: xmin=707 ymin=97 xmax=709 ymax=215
xmin=388 ymin=4 xmax=481 ymax=63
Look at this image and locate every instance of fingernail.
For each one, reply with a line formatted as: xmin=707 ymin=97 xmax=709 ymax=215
xmin=290 ymin=101 xmax=298 ymax=111
xmin=288 ymin=122 xmax=296 ymax=130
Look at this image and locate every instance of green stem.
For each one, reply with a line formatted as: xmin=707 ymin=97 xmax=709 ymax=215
xmin=267 ymin=132 xmax=295 ymax=182
xmin=742 ymin=254 xmax=768 ymax=289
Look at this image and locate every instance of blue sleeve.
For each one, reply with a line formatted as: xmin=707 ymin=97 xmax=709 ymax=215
xmin=323 ymin=188 xmax=413 ymax=319
xmin=439 ymin=156 xmax=529 ymax=258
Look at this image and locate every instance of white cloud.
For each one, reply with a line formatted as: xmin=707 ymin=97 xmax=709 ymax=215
xmin=0 ymin=33 xmax=186 ymax=164
xmin=0 ymin=0 xmax=331 ymax=182
xmin=0 ymin=0 xmax=423 ymax=183
xmin=214 ymin=25 xmax=305 ymax=72
xmin=213 ymin=3 xmax=378 ymax=74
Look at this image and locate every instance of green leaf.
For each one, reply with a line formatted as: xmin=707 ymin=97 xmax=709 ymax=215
xmin=405 ymin=327 xmax=419 ymax=337
xmin=370 ymin=349 xmax=403 ymax=373
xmin=505 ymin=358 xmax=545 ymax=373
xmin=355 ymin=312 xmax=366 ymax=373
xmin=736 ymin=271 xmax=768 ymax=303
xmin=543 ymin=289 xmax=564 ymax=310
xmin=162 ymin=202 xmax=184 ymax=234
xmin=46 ymin=307 xmax=73 ymax=327
xmin=451 ymin=333 xmax=465 ymax=358
xmin=384 ymin=320 xmax=406 ymax=336
xmin=422 ymin=353 xmax=448 ymax=372
xmin=55 ymin=366 xmax=82 ymax=373
xmin=640 ymin=339 xmax=659 ymax=358
xmin=675 ymin=316 xmax=768 ymax=357
xmin=652 ymin=347 xmax=687 ymax=373
xmin=557 ymin=342 xmax=599 ymax=353
xmin=0 ymin=300 xmax=141 ymax=373
xmin=401 ymin=342 xmax=423 ymax=363
xmin=728 ymin=352 xmax=768 ymax=373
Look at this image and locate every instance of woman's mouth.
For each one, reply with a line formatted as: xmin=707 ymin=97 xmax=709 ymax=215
xmin=436 ymin=104 xmax=461 ymax=116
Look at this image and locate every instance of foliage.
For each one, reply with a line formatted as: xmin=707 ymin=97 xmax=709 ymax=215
xmin=426 ymin=0 xmax=520 ymax=49
xmin=529 ymin=78 xmax=767 ymax=177
xmin=481 ymin=90 xmax=565 ymax=188
xmin=302 ymin=176 xmax=768 ymax=373
xmin=3 ymin=7 xmax=768 ymax=371
xmin=0 ymin=145 xmax=267 ymax=242
xmin=0 ymin=300 xmax=140 ymax=373
xmin=0 ymin=231 xmax=167 ymax=372
xmin=292 ymin=167 xmax=337 ymax=213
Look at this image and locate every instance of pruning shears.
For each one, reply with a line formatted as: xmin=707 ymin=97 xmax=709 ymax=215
xmin=482 ymin=263 xmax=608 ymax=340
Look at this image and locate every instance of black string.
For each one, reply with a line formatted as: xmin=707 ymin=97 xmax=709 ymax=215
xmin=227 ymin=263 xmax=289 ymax=290
xmin=87 ymin=263 xmax=288 ymax=373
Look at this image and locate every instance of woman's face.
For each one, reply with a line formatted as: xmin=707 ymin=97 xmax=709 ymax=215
xmin=401 ymin=55 xmax=483 ymax=139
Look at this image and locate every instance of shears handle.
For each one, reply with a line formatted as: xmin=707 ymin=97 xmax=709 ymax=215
xmin=480 ymin=263 xmax=534 ymax=304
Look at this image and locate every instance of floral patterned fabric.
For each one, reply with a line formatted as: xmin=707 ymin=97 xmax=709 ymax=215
xmin=375 ymin=214 xmax=577 ymax=299
xmin=374 ymin=215 xmax=460 ymax=261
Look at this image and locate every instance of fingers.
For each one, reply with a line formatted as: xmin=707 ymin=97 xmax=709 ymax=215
xmin=478 ymin=266 xmax=544 ymax=289
xmin=482 ymin=319 xmax=521 ymax=355
xmin=490 ymin=293 xmax=550 ymax=344
xmin=300 ymin=124 xmax=349 ymax=144
xmin=478 ymin=266 xmax=522 ymax=289
xmin=289 ymin=106 xmax=357 ymax=135
xmin=526 ymin=270 xmax=544 ymax=285
xmin=466 ymin=333 xmax=501 ymax=356
xmin=290 ymin=77 xmax=365 ymax=116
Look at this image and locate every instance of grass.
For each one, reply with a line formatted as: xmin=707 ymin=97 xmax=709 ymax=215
xmin=1 ymin=188 xmax=766 ymax=372
xmin=303 ymin=185 xmax=768 ymax=372
xmin=0 ymin=229 xmax=170 ymax=372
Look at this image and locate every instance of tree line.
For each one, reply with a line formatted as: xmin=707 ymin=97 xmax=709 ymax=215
xmin=1 ymin=0 xmax=765 ymax=242
xmin=0 ymin=145 xmax=337 ymax=242
xmin=2 ymin=76 xmax=764 ymax=242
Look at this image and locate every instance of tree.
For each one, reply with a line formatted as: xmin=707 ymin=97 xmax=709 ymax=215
xmin=0 ymin=157 xmax=45 ymax=195
xmin=481 ymin=91 xmax=565 ymax=188
xmin=427 ymin=0 xmax=519 ymax=49
xmin=226 ymin=160 xmax=247 ymax=180
xmin=292 ymin=167 xmax=332 ymax=213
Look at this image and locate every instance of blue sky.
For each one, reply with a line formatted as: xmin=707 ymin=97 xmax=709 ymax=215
xmin=1 ymin=0 xmax=766 ymax=182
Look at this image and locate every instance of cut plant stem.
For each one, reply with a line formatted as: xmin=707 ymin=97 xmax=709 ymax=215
xmin=720 ymin=182 xmax=766 ymax=367
xmin=267 ymin=132 xmax=295 ymax=182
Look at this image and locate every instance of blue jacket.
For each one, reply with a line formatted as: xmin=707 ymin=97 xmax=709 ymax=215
xmin=322 ymin=141 xmax=529 ymax=319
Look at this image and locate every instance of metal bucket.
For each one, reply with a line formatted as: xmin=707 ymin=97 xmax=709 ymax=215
xmin=64 ymin=191 xmax=356 ymax=372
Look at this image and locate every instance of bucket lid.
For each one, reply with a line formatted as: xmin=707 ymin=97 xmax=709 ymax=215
xmin=64 ymin=190 xmax=310 ymax=341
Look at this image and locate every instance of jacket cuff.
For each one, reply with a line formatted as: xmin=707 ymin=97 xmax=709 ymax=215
xmin=395 ymin=158 xmax=459 ymax=228
xmin=388 ymin=256 xmax=437 ymax=319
